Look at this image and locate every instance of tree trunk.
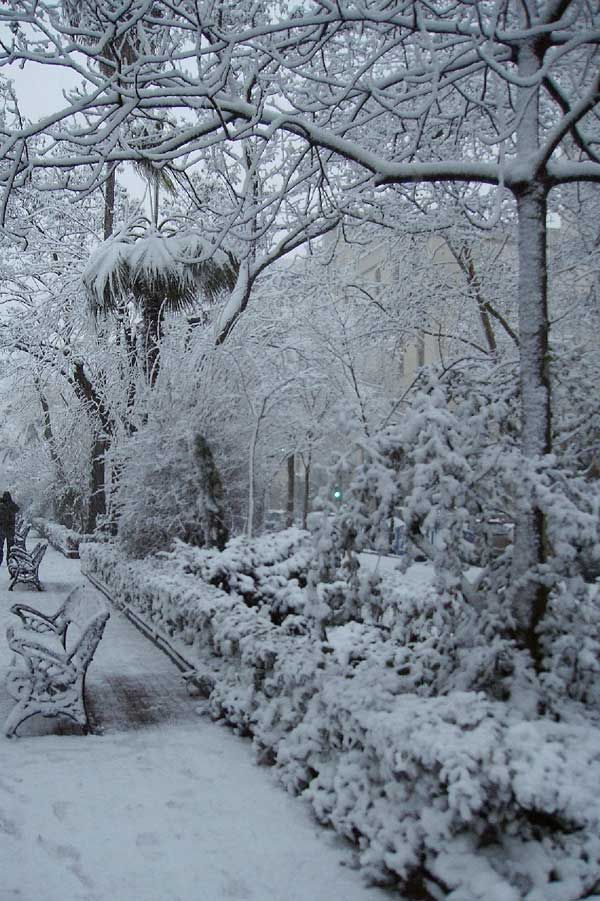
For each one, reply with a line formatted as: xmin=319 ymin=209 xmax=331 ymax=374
xmin=152 ymin=170 xmax=160 ymax=228
xmin=87 ymin=435 xmax=109 ymax=533
xmin=80 ymin=161 xmax=117 ymax=534
xmin=508 ymin=34 xmax=553 ymax=668
xmin=302 ymin=454 xmax=311 ymax=530
xmin=144 ymin=295 xmax=165 ymax=385
xmin=511 ymin=184 xmax=552 ymax=666
xmin=72 ymin=363 xmax=113 ymax=534
xmin=103 ymin=164 xmax=116 ymax=240
xmin=286 ymin=454 xmax=295 ymax=528
xmin=36 ymin=382 xmax=65 ymax=483
xmin=247 ymin=420 xmax=259 ymax=539
xmin=459 ymin=244 xmax=497 ymax=354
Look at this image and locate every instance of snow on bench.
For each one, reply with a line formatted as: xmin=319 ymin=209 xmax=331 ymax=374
xmin=7 ymin=541 xmax=48 ymax=592
xmin=4 ymin=587 xmax=110 ymax=738
xmin=13 ymin=518 xmax=31 ymax=550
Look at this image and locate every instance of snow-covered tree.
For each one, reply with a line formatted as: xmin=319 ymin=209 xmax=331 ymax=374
xmin=1 ymin=0 xmax=600 ymax=656
xmin=83 ymin=220 xmax=237 ymax=383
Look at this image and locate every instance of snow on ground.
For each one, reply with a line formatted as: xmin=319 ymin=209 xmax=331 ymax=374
xmin=0 ymin=542 xmax=399 ymax=901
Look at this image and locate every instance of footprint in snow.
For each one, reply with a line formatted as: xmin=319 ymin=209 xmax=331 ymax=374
xmin=0 ymin=775 xmax=22 ymax=795
xmin=0 ymin=810 xmax=22 ymax=838
xmin=36 ymin=835 xmax=94 ymax=889
xmin=52 ymin=800 xmax=69 ymax=822
xmin=222 ymin=873 xmax=253 ymax=899
xmin=135 ymin=831 xmax=162 ymax=860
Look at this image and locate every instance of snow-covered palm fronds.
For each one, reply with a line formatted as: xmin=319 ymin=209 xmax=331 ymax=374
xmin=83 ymin=226 xmax=238 ymax=314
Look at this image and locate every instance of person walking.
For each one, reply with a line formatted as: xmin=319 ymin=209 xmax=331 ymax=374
xmin=0 ymin=491 xmax=20 ymax=566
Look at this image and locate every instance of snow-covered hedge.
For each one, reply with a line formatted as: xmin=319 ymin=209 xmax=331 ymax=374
xmin=282 ymin=683 xmax=600 ymax=898
xmin=164 ymin=529 xmax=313 ymax=622
xmin=80 ymin=538 xmax=600 ymax=900
xmin=33 ymin=517 xmax=82 ymax=558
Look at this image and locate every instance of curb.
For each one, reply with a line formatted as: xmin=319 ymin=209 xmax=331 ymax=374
xmin=83 ymin=569 xmax=207 ymax=693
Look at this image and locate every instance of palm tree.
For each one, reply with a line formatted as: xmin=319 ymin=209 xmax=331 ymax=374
xmin=83 ymin=222 xmax=238 ymax=383
xmin=60 ymin=0 xmax=150 ymax=530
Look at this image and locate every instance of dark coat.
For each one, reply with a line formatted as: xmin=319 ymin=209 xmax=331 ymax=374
xmin=0 ymin=497 xmax=19 ymax=533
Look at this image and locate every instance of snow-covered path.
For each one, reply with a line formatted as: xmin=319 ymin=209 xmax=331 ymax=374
xmin=0 ymin=543 xmax=397 ymax=901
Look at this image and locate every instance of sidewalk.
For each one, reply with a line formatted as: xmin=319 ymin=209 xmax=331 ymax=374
xmin=0 ymin=542 xmax=397 ymax=901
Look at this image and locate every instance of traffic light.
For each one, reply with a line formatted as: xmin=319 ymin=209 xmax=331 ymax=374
xmin=332 ymin=486 xmax=343 ymax=502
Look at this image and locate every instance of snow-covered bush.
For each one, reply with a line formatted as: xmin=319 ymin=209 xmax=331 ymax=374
xmin=552 ymin=341 xmax=600 ymax=484
xmin=539 ymin=579 xmax=600 ymax=710
xmin=33 ymin=517 xmax=82 ymax=557
xmin=112 ymin=417 xmax=229 ymax=558
xmin=309 ymin=359 xmax=600 ymax=684
xmin=282 ymin=683 xmax=600 ymax=898
xmin=155 ymin=527 xmax=312 ymax=622
xmin=338 ymin=363 xmax=519 ymax=581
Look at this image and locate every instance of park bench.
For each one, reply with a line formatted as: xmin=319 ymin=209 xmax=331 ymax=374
xmin=13 ymin=519 xmax=31 ymax=550
xmin=4 ymin=587 xmax=110 ymax=738
xmin=7 ymin=541 xmax=48 ymax=591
